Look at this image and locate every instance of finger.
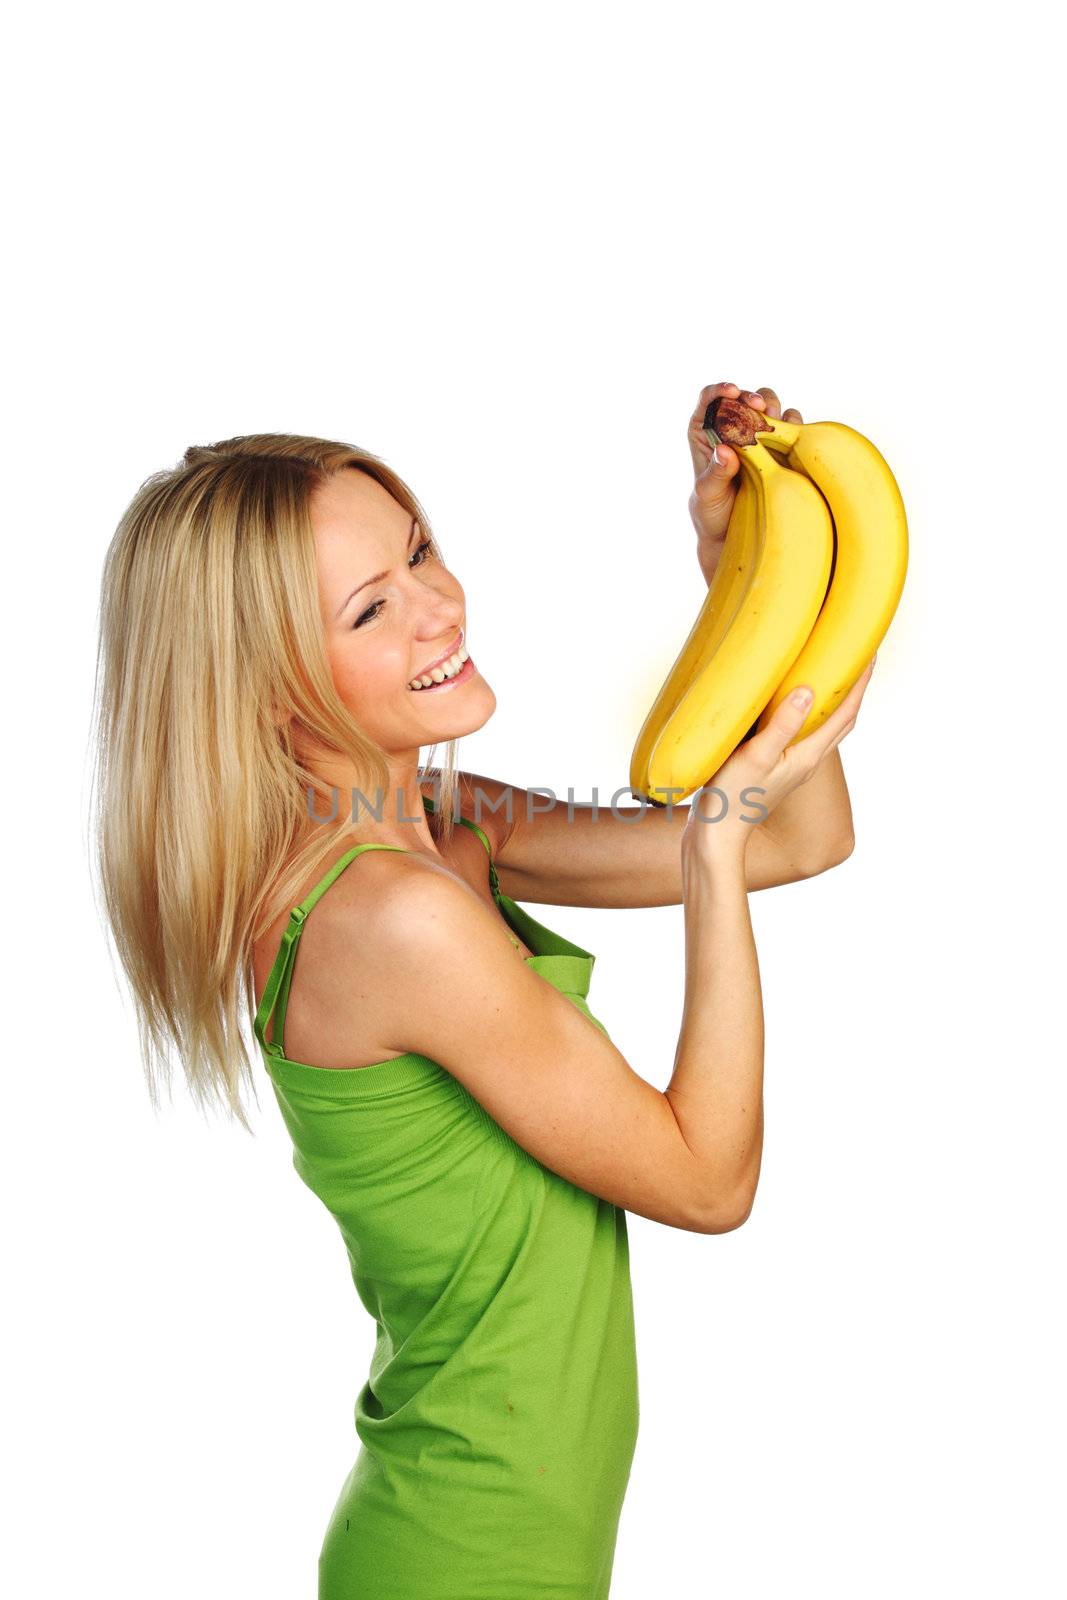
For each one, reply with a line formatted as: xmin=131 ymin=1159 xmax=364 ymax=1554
xmin=710 ymin=441 xmax=739 ymax=475
xmin=837 ymin=654 xmax=877 ymax=715
xmin=693 ymin=439 xmax=740 ymax=497
xmin=827 ymin=717 xmax=858 ymax=752
xmin=689 ymin=381 xmax=743 ymax=478
xmin=836 ymin=670 xmax=874 ymax=733
xmin=792 ymin=658 xmax=876 ymax=759
xmin=690 ymin=380 xmax=742 ymax=428
xmin=824 ymin=660 xmax=876 ymax=731
xmin=739 ymin=389 xmax=767 ymax=412
xmin=751 ymin=685 xmax=818 ymax=757
xmin=755 ymin=386 xmax=782 ymax=418
xmin=782 ymin=406 xmax=804 ymax=423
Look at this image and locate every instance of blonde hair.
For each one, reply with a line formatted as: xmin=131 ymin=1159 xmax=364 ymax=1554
xmin=89 ymin=432 xmax=461 ymax=1131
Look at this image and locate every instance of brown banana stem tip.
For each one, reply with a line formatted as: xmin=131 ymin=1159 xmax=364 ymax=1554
xmin=703 ymin=395 xmax=775 ymax=450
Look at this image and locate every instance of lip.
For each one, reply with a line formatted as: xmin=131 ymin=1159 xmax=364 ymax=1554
xmin=410 ymin=628 xmax=465 ymax=683
xmin=408 ymin=653 xmax=476 ymax=695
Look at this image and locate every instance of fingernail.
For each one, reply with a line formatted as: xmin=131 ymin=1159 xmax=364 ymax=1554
xmin=792 ymin=687 xmax=813 ymax=707
xmin=712 ymin=446 xmax=723 ymax=469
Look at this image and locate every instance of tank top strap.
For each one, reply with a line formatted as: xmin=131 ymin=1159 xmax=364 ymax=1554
xmin=254 ymin=840 xmax=409 ymax=1059
xmin=422 ymin=793 xmax=500 ymax=896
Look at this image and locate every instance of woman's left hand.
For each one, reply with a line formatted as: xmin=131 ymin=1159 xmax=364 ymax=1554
xmin=688 ymin=380 xmax=805 ymax=586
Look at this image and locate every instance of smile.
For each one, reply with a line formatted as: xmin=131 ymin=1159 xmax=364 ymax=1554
xmin=408 ymin=642 xmax=473 ymax=691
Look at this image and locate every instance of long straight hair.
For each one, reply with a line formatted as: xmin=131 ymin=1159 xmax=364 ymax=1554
xmin=89 ymin=432 xmax=460 ymax=1131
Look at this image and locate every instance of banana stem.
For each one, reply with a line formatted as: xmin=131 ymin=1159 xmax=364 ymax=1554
xmin=752 ymin=416 xmax=801 ymax=453
xmin=703 ymin=394 xmax=778 ymax=451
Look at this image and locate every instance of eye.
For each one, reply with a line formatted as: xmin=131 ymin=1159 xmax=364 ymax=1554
xmin=353 ymin=539 xmax=435 ymax=628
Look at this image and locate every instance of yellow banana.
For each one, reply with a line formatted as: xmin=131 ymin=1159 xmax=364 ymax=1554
xmin=642 ymin=438 xmax=834 ymax=806
xmin=754 ymin=417 xmax=908 ymax=740
xmin=629 ymin=468 xmax=760 ymax=801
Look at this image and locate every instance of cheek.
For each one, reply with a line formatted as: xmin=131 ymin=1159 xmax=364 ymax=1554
xmin=328 ymin=639 xmax=405 ymax=709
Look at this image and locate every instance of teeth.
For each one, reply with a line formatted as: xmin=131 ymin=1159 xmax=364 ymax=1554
xmin=409 ymin=643 xmax=469 ymax=690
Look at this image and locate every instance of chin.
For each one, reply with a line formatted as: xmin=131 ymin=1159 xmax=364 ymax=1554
xmin=424 ymin=676 xmax=497 ymax=739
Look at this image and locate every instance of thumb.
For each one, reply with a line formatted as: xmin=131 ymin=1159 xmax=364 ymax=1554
xmin=760 ymin=685 xmax=814 ymax=751
xmin=694 ymin=440 xmax=740 ymax=505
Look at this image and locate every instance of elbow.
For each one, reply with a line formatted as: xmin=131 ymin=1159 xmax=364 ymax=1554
xmin=800 ymin=832 xmax=855 ymax=879
xmin=692 ymin=1182 xmax=757 ymax=1235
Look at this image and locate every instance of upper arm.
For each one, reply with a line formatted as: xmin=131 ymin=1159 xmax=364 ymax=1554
xmin=326 ymin=862 xmax=745 ymax=1234
xmin=453 ymin=775 xmax=812 ymax=908
xmin=419 ymin=769 xmax=518 ymax=862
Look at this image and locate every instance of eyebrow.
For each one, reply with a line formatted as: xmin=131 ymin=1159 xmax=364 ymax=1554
xmin=335 ymin=516 xmax=420 ymax=619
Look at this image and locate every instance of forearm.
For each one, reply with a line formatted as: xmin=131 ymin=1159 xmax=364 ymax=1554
xmin=666 ymin=850 xmax=763 ymax=1226
xmin=763 ymin=744 xmax=855 ymax=873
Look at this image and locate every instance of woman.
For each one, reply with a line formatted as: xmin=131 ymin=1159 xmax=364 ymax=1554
xmin=91 ymin=381 xmax=873 ymax=1598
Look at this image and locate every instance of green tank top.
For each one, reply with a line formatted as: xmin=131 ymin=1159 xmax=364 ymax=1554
xmin=253 ymin=795 xmax=639 ymax=1599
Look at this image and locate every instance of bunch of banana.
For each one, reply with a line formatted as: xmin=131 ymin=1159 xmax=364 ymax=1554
xmin=753 ymin=412 xmax=908 ymax=738
xmin=630 ymin=395 xmax=907 ymax=806
xmin=632 ymin=422 xmax=833 ymax=806
xmin=629 ymin=466 xmax=760 ymax=800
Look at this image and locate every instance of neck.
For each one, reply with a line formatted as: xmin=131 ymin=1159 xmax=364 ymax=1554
xmin=298 ymin=749 xmax=440 ymax=853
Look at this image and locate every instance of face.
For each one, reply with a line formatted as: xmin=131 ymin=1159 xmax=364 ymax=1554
xmin=307 ymin=468 xmax=496 ymax=759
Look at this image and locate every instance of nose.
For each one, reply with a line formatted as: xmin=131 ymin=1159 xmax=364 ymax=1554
xmin=417 ymin=596 xmax=462 ymax=640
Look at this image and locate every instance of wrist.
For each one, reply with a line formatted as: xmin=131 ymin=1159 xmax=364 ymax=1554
xmin=681 ymin=831 xmax=750 ymax=886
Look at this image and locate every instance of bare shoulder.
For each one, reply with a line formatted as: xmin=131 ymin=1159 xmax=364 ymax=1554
xmin=419 ymin=769 xmax=520 ymax=859
xmin=274 ymin=846 xmax=458 ymax=1069
xmin=267 ymin=857 xmax=510 ymax=1070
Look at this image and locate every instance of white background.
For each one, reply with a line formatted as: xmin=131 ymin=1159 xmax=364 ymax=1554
xmin=4 ymin=1 xmax=1064 ymax=1595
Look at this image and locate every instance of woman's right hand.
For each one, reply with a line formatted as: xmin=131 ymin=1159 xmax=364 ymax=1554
xmin=681 ymin=656 xmax=877 ymax=866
